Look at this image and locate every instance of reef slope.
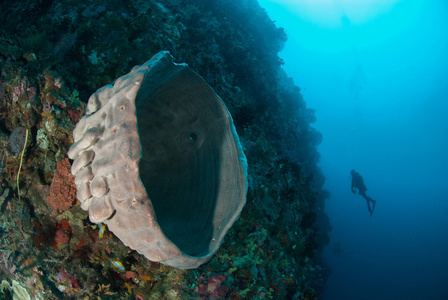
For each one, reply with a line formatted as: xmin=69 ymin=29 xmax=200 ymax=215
xmin=0 ymin=0 xmax=331 ymax=299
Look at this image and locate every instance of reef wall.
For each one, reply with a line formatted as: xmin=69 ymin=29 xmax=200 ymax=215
xmin=0 ymin=0 xmax=331 ymax=299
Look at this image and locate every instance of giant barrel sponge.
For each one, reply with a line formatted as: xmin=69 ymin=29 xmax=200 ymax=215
xmin=68 ymin=51 xmax=248 ymax=269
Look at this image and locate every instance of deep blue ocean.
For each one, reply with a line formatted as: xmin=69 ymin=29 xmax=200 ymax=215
xmin=258 ymin=0 xmax=448 ymax=299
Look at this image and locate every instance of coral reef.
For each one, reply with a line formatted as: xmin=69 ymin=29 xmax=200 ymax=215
xmin=0 ymin=0 xmax=331 ymax=298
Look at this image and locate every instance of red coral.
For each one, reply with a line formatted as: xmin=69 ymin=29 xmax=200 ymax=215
xmin=126 ymin=270 xmax=138 ymax=283
xmin=52 ymin=218 xmax=72 ymax=249
xmin=59 ymin=218 xmax=71 ymax=232
xmin=67 ymin=109 xmax=80 ymax=123
xmin=59 ymin=269 xmax=80 ymax=289
xmin=46 ymin=158 xmax=77 ymax=212
xmin=197 ymin=274 xmax=229 ymax=300
xmin=53 ymin=228 xmax=70 ymax=249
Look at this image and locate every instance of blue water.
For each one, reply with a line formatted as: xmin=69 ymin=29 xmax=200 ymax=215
xmin=258 ymin=0 xmax=448 ymax=299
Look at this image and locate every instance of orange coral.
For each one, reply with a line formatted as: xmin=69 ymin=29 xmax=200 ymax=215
xmin=53 ymin=228 xmax=70 ymax=249
xmin=47 ymin=158 xmax=77 ymax=212
xmin=52 ymin=218 xmax=72 ymax=249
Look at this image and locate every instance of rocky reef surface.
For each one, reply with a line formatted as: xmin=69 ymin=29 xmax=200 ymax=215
xmin=0 ymin=0 xmax=331 ymax=299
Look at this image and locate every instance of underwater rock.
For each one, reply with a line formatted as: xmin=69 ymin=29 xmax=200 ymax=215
xmin=68 ymin=51 xmax=248 ymax=269
xmin=9 ymin=127 xmax=27 ymax=155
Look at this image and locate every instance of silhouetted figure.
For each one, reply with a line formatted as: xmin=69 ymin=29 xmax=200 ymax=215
xmin=350 ymin=169 xmax=376 ymax=216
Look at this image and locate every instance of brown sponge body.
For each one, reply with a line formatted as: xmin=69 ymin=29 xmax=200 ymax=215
xmin=68 ymin=52 xmax=247 ymax=269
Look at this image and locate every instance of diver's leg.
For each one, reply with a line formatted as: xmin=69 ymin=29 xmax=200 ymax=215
xmin=360 ymin=191 xmax=374 ymax=215
xmin=366 ymin=196 xmax=376 ymax=215
xmin=371 ymin=198 xmax=376 ymax=213
xmin=360 ymin=191 xmax=368 ymax=201
xmin=366 ymin=199 xmax=373 ymax=214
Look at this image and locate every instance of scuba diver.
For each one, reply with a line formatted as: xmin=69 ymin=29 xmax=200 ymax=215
xmin=350 ymin=169 xmax=376 ymax=216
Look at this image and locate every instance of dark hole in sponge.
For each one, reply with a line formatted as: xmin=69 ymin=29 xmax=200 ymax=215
xmin=189 ymin=132 xmax=198 ymax=141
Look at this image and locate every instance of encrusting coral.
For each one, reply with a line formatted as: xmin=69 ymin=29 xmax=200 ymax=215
xmin=46 ymin=158 xmax=77 ymax=212
xmin=68 ymin=51 xmax=248 ymax=269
